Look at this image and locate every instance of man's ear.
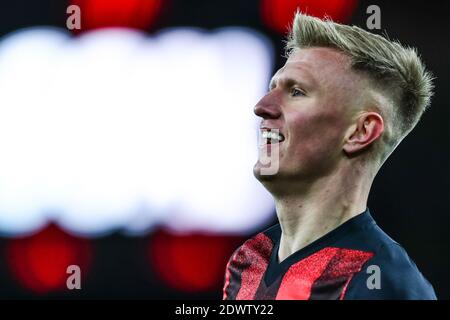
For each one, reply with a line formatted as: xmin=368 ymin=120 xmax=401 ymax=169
xmin=343 ymin=112 xmax=384 ymax=156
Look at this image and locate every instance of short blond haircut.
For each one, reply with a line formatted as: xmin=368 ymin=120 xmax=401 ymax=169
xmin=286 ymin=12 xmax=434 ymax=164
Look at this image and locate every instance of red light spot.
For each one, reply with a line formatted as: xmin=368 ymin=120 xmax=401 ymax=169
xmin=6 ymin=224 xmax=92 ymax=294
xmin=149 ymin=229 xmax=242 ymax=293
xmin=261 ymin=0 xmax=359 ymax=34
xmin=71 ymin=0 xmax=165 ymax=32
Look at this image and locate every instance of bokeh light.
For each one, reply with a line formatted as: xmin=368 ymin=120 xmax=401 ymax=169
xmin=148 ymin=229 xmax=242 ymax=292
xmin=261 ymin=0 xmax=358 ymax=34
xmin=6 ymin=224 xmax=92 ymax=294
xmin=70 ymin=0 xmax=165 ymax=31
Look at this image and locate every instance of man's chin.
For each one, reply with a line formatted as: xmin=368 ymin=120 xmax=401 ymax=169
xmin=253 ymin=164 xmax=280 ymax=182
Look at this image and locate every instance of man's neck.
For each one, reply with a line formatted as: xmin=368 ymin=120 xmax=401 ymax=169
xmin=273 ymin=170 xmax=371 ymax=263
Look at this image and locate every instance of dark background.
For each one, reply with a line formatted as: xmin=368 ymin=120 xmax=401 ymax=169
xmin=0 ymin=0 xmax=449 ymax=299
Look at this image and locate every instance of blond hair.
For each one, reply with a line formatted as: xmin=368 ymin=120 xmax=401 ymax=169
xmin=286 ymin=12 xmax=434 ymax=163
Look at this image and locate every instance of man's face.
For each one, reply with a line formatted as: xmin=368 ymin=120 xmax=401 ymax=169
xmin=253 ymin=47 xmax=363 ymax=185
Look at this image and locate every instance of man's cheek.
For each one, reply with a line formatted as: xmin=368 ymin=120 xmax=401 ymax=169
xmin=289 ymin=117 xmax=343 ymax=159
xmin=291 ymin=114 xmax=338 ymax=144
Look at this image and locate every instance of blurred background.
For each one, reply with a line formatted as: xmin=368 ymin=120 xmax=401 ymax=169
xmin=0 ymin=0 xmax=448 ymax=299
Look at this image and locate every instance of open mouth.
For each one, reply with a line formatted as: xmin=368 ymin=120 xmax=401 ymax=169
xmin=260 ymin=129 xmax=285 ymax=145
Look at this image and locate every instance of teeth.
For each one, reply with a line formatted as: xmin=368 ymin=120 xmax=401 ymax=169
xmin=261 ymin=130 xmax=284 ymax=141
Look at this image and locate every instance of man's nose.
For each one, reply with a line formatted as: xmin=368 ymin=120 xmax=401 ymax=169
xmin=253 ymin=93 xmax=282 ymax=119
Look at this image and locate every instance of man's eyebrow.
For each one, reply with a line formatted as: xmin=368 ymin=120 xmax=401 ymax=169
xmin=269 ymin=65 xmax=317 ymax=91
xmin=269 ymin=77 xmax=312 ymax=91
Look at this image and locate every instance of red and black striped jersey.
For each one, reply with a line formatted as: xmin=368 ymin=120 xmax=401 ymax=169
xmin=223 ymin=209 xmax=436 ymax=300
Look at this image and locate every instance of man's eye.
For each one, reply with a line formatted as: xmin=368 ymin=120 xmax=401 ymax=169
xmin=291 ymin=88 xmax=305 ymax=97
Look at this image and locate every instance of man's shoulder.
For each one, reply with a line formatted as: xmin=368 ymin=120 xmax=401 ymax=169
xmin=344 ymin=230 xmax=437 ymax=300
xmin=239 ymin=223 xmax=280 ymax=248
xmin=225 ymin=224 xmax=279 ymax=266
xmin=350 ymin=222 xmax=430 ymax=278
